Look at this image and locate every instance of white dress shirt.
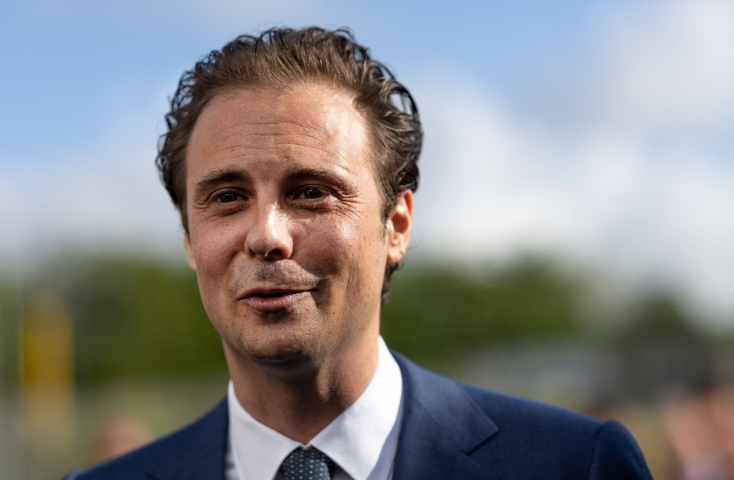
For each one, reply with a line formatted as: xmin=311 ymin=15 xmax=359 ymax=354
xmin=225 ymin=336 xmax=404 ymax=480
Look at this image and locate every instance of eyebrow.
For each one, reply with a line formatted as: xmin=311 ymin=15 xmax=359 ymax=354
xmin=193 ymin=169 xmax=252 ymax=196
xmin=192 ymin=165 xmax=351 ymax=198
xmin=283 ymin=166 xmax=349 ymax=185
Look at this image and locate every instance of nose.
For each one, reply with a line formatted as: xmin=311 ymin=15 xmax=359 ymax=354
xmin=245 ymin=203 xmax=293 ymax=260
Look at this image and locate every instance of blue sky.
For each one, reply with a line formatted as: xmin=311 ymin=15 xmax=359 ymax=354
xmin=0 ymin=0 xmax=624 ymax=159
xmin=2 ymin=0 xmax=734 ymax=327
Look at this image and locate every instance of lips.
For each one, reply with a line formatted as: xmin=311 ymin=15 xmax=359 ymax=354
xmin=239 ymin=287 xmax=312 ymax=312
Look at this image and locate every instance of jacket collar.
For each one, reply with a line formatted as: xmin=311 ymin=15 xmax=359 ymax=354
xmin=392 ymin=352 xmax=502 ymax=480
xmin=145 ymin=351 xmax=501 ymax=480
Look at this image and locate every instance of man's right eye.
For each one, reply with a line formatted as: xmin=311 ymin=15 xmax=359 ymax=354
xmin=217 ymin=192 xmax=239 ymax=203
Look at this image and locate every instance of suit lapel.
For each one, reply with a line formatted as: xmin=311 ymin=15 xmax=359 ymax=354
xmin=392 ymin=353 xmax=502 ymax=480
xmin=141 ymin=355 xmax=501 ymax=480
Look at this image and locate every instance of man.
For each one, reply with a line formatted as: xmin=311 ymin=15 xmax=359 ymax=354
xmin=65 ymin=27 xmax=652 ymax=480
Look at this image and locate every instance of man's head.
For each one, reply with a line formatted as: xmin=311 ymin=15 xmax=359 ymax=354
xmin=156 ymin=27 xmax=421 ymax=370
xmin=156 ymin=27 xmax=421 ymax=304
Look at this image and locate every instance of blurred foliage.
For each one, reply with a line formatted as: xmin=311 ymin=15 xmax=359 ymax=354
xmin=0 ymin=272 xmax=21 ymax=386
xmin=615 ymin=292 xmax=711 ymax=400
xmin=381 ymin=258 xmax=584 ymax=360
xmin=0 ymin=272 xmax=19 ymax=328
xmin=30 ymin=258 xmax=226 ymax=384
xmin=17 ymin=254 xmax=715 ymax=385
xmin=618 ymin=293 xmax=702 ymax=346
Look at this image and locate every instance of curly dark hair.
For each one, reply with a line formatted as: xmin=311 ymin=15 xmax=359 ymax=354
xmin=156 ymin=27 xmax=422 ymax=304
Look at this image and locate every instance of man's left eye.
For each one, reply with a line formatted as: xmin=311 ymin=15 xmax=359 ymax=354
xmin=300 ymin=188 xmax=324 ymax=199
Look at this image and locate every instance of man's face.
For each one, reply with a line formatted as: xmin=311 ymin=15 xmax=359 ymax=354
xmin=183 ymin=85 xmax=410 ymax=368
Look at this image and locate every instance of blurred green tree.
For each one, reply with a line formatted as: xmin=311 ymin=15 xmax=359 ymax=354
xmin=618 ymin=293 xmax=701 ymax=346
xmin=27 ymin=254 xmax=709 ymax=384
xmin=37 ymin=259 xmax=226 ymax=383
xmin=381 ymin=258 xmax=584 ymax=360
xmin=0 ymin=274 xmax=22 ymax=387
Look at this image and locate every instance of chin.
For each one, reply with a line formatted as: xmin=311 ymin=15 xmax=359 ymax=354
xmin=239 ymin=329 xmax=323 ymax=367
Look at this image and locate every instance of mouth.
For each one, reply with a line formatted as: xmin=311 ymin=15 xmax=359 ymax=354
xmin=239 ymin=287 xmax=313 ymax=312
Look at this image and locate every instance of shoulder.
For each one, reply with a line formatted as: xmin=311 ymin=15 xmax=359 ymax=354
xmin=462 ymin=383 xmax=648 ymax=464
xmin=469 ymin=387 xmax=651 ymax=480
xmin=395 ymin=350 xmax=602 ymax=440
xmin=62 ymin=398 xmax=228 ymax=480
xmin=462 ymin=381 xmax=603 ymax=441
xmin=393 ymin=353 xmax=652 ymax=480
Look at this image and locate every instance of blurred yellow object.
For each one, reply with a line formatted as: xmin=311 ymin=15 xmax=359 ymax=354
xmin=20 ymin=293 xmax=75 ymax=450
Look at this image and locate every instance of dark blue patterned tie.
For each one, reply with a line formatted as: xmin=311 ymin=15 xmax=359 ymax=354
xmin=279 ymin=448 xmax=335 ymax=480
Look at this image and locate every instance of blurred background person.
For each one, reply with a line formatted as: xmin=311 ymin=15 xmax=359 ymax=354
xmin=85 ymin=415 xmax=153 ymax=466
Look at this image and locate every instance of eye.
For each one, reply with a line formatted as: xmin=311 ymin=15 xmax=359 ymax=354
xmin=298 ymin=187 xmax=325 ymax=199
xmin=216 ymin=191 xmax=240 ymax=203
xmin=204 ymin=189 xmax=250 ymax=215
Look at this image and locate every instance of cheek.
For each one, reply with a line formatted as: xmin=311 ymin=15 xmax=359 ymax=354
xmin=189 ymin=219 xmax=245 ymax=283
xmin=298 ymin=213 xmax=386 ymax=286
xmin=189 ymin=223 xmax=245 ymax=331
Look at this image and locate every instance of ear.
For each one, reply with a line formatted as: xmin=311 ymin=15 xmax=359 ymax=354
xmin=386 ymin=190 xmax=413 ymax=264
xmin=183 ymin=230 xmax=198 ymax=272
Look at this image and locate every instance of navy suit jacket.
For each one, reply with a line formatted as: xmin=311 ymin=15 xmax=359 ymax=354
xmin=65 ymin=353 xmax=652 ymax=480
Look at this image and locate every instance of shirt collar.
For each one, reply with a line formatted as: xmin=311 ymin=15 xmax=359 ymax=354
xmin=227 ymin=336 xmax=403 ymax=480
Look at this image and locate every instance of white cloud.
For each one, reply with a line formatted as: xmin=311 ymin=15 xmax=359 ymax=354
xmin=411 ymin=5 xmax=734 ymax=323
xmin=598 ymin=0 xmax=734 ymax=131
xmin=0 ymin=85 xmax=186 ymax=271
xmin=0 ymin=148 xmax=185 ymax=268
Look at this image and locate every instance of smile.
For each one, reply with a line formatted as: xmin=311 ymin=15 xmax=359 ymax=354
xmin=239 ymin=288 xmax=312 ymax=312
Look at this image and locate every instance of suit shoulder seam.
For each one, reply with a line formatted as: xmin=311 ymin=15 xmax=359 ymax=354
xmin=583 ymin=420 xmax=609 ymax=480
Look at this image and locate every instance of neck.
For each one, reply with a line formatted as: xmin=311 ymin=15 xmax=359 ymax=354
xmin=224 ymin=322 xmax=380 ymax=444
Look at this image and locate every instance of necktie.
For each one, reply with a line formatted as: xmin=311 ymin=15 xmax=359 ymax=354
xmin=279 ymin=447 xmax=335 ymax=480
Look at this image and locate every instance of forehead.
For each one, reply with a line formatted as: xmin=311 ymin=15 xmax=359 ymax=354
xmin=186 ymin=85 xmax=371 ymax=179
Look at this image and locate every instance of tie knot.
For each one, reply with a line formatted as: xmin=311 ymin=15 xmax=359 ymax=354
xmin=279 ymin=448 xmax=335 ymax=480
